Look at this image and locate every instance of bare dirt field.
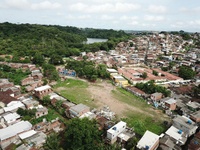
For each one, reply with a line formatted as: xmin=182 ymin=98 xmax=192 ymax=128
xmin=87 ymin=81 xmax=162 ymax=118
xmin=54 ymin=78 xmax=170 ymax=134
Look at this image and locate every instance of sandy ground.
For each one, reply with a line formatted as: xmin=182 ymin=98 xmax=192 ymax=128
xmin=87 ymin=81 xmax=153 ymax=117
xmin=55 ymin=78 xmax=168 ymax=119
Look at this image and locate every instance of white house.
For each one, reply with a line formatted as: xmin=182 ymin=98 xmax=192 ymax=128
xmin=0 ymin=121 xmax=32 ymax=149
xmin=106 ymin=121 xmax=126 ymax=144
xmin=137 ymin=130 xmax=159 ymax=150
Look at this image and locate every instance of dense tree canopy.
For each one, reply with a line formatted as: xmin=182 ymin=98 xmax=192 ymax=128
xmin=0 ymin=22 xmax=131 ymax=58
xmin=0 ymin=22 xmax=86 ymax=57
xmin=42 ymin=63 xmax=59 ymax=81
xmin=32 ymin=52 xmax=45 ymax=66
xmin=43 ymin=133 xmax=62 ymax=150
xmin=66 ymin=60 xmax=109 ymax=81
xmin=178 ymin=66 xmax=196 ymax=79
xmin=136 ymin=80 xmax=171 ymax=97
xmin=64 ymin=118 xmax=102 ymax=150
xmin=0 ymin=64 xmax=30 ymax=84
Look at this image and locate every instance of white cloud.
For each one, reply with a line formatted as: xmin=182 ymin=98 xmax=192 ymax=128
xmin=180 ymin=7 xmax=200 ymax=13
xmin=5 ymin=0 xmax=30 ymax=9
xmin=70 ymin=3 xmax=87 ymax=11
xmin=69 ymin=2 xmax=140 ymax=13
xmin=144 ymin=15 xmax=164 ymax=21
xmin=129 ymin=21 xmax=139 ymax=25
xmin=78 ymin=15 xmax=91 ymax=20
xmin=141 ymin=23 xmax=156 ymax=27
xmin=101 ymin=15 xmax=114 ymax=20
xmin=65 ymin=14 xmax=91 ymax=20
xmin=171 ymin=21 xmax=185 ymax=28
xmin=189 ymin=20 xmax=200 ymax=26
xmin=147 ymin=5 xmax=167 ymax=14
xmin=31 ymin=1 xmax=61 ymax=10
xmin=120 ymin=16 xmax=138 ymax=21
xmin=5 ymin=0 xmax=61 ymax=10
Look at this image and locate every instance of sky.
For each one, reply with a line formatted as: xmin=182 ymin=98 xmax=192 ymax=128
xmin=0 ymin=0 xmax=200 ymax=32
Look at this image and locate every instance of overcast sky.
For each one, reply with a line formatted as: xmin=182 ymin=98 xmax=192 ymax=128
xmin=0 ymin=0 xmax=200 ymax=32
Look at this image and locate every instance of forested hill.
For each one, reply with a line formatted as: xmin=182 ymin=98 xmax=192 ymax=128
xmin=83 ymin=28 xmax=127 ymax=39
xmin=0 ymin=22 xmax=129 ymax=57
xmin=0 ymin=22 xmax=86 ymax=57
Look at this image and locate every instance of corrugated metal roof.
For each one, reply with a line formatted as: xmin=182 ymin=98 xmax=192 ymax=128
xmin=0 ymin=121 xmax=32 ymax=141
xmin=19 ymin=130 xmax=37 ymax=140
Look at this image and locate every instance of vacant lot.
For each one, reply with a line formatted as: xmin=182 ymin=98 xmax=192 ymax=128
xmin=53 ymin=78 xmax=170 ymax=135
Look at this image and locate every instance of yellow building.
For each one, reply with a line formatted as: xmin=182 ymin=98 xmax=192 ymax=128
xmin=112 ymin=75 xmax=129 ymax=87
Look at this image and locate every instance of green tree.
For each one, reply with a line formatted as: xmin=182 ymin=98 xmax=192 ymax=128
xmin=0 ymin=57 xmax=5 ymax=62
xmin=32 ymin=52 xmax=45 ymax=66
xmin=141 ymin=72 xmax=147 ymax=79
xmin=64 ymin=118 xmax=102 ymax=150
xmin=178 ymin=66 xmax=196 ymax=79
xmin=42 ymin=63 xmax=59 ymax=81
xmin=152 ymin=70 xmax=158 ymax=76
xmin=42 ymin=95 xmax=51 ymax=106
xmin=192 ymin=85 xmax=200 ymax=98
xmin=43 ymin=133 xmax=62 ymax=150
xmin=49 ymin=54 xmax=64 ymax=65
xmin=97 ymin=64 xmax=109 ymax=79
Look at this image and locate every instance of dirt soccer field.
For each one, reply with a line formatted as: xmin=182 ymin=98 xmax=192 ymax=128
xmin=54 ymin=78 xmax=170 ymax=134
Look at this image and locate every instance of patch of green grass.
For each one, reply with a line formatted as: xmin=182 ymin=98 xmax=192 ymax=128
xmin=54 ymin=79 xmax=169 ymax=135
xmin=112 ymin=88 xmax=148 ymax=108
xmin=53 ymin=79 xmax=97 ymax=108
xmin=113 ymin=88 xmax=169 ymax=135
xmin=54 ymin=78 xmax=88 ymax=88
xmin=30 ymin=108 xmax=68 ymax=125
xmin=122 ymin=111 xmax=167 ymax=135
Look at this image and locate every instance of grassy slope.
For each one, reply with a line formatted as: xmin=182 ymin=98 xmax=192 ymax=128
xmin=112 ymin=88 xmax=169 ymax=135
xmin=54 ymin=79 xmax=170 ymax=135
xmin=53 ymin=79 xmax=97 ymax=108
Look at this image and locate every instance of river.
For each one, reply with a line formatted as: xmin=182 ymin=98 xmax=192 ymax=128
xmin=86 ymin=38 xmax=108 ymax=44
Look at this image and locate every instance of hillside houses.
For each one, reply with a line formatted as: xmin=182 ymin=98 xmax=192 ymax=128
xmin=0 ymin=31 xmax=200 ymax=149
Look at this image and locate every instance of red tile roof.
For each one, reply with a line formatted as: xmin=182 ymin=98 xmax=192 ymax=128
xmin=0 ymin=91 xmax=18 ymax=105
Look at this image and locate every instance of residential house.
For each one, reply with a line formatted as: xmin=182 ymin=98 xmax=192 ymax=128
xmin=107 ymin=68 xmax=118 ymax=74
xmin=151 ymin=92 xmax=163 ymax=101
xmin=79 ymin=111 xmax=96 ymax=120
xmin=34 ymin=85 xmax=52 ymax=99
xmin=3 ymin=101 xmax=25 ymax=113
xmin=0 ymin=112 xmax=21 ymax=126
xmin=0 ymin=91 xmax=18 ymax=108
xmin=58 ymin=68 xmax=76 ymax=77
xmin=19 ymin=130 xmax=47 ymax=149
xmin=125 ymin=86 xmax=146 ymax=97
xmin=188 ymin=132 xmax=200 ymax=150
xmin=33 ymin=119 xmax=62 ymax=133
xmin=49 ymin=92 xmax=67 ymax=106
xmin=0 ymin=121 xmax=32 ymax=150
xmin=165 ymin=99 xmax=177 ymax=110
xmin=165 ymin=126 xmax=187 ymax=145
xmin=111 ymin=75 xmax=129 ymax=87
xmin=31 ymin=69 xmax=43 ymax=79
xmin=21 ymin=77 xmax=35 ymax=86
xmin=0 ymin=79 xmax=14 ymax=91
xmin=22 ymin=98 xmax=39 ymax=109
xmin=136 ymin=130 xmax=159 ymax=150
xmin=35 ymin=106 xmax=48 ymax=119
xmin=117 ymin=127 xmax=135 ymax=147
xmin=190 ymin=110 xmax=200 ymax=123
xmin=106 ymin=121 xmax=126 ymax=144
xmin=172 ymin=115 xmax=198 ymax=137
xmin=67 ymin=103 xmax=90 ymax=118
xmin=186 ymin=101 xmax=200 ymax=112
xmin=62 ymin=101 xmax=75 ymax=109
xmin=159 ymin=135 xmax=182 ymax=150
xmin=96 ymin=116 xmax=109 ymax=130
